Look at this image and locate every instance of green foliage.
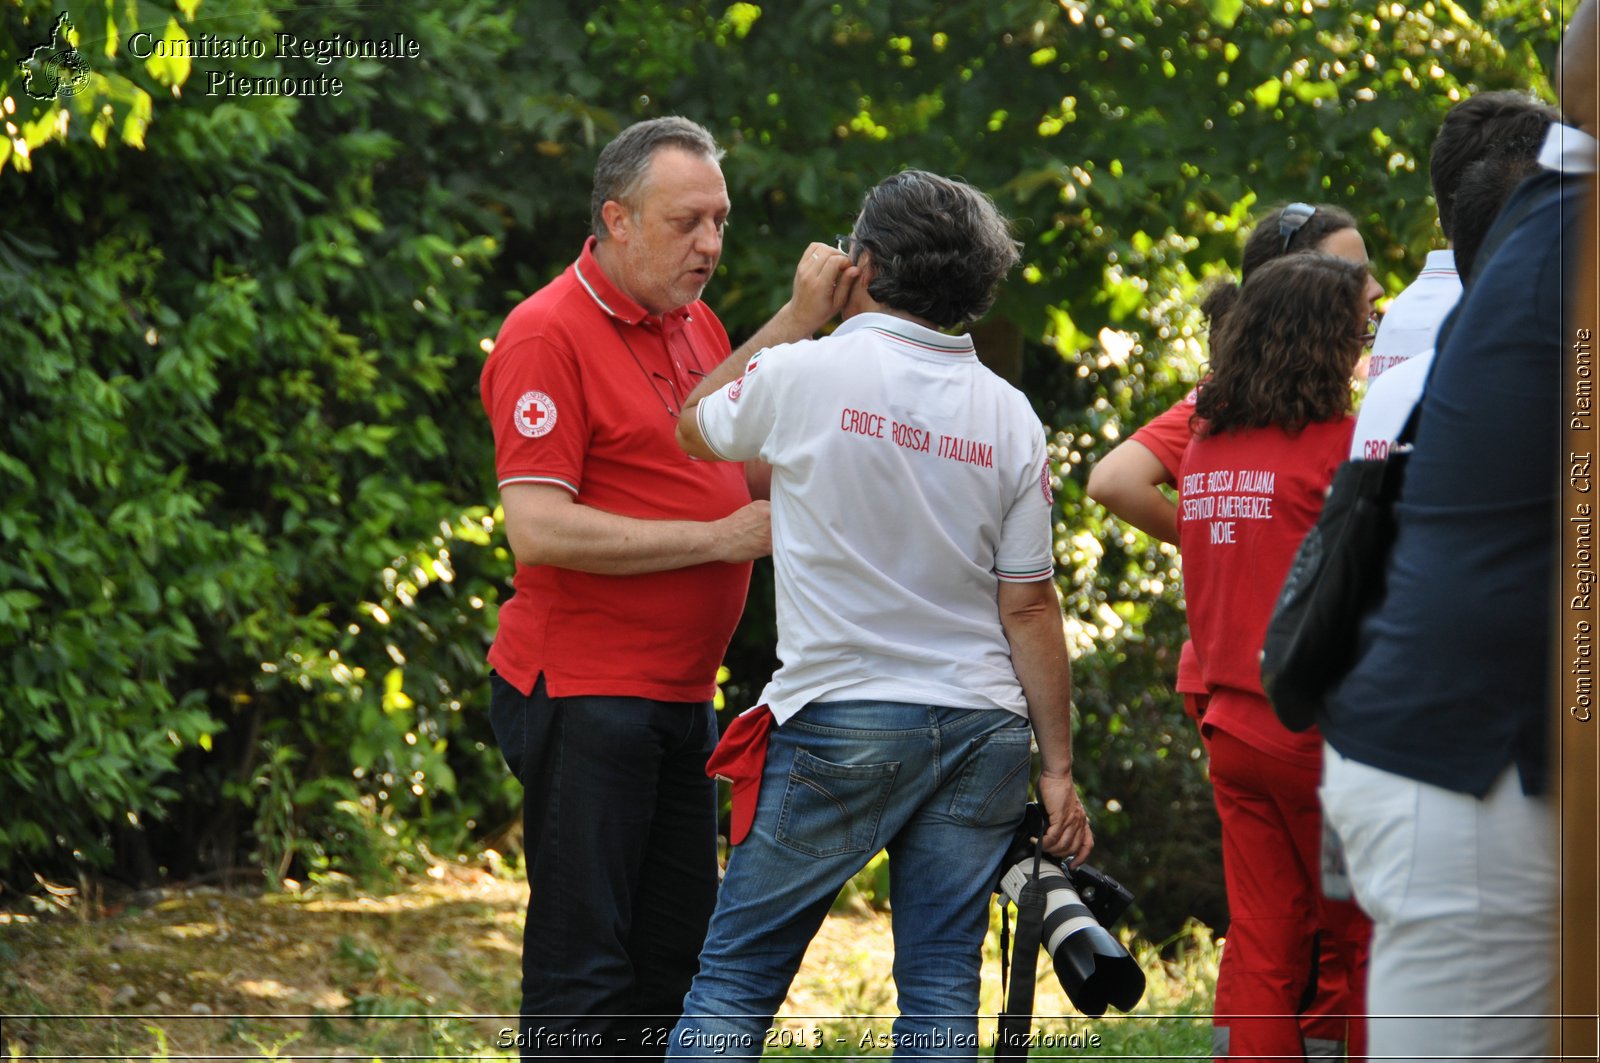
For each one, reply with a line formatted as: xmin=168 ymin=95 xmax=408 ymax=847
xmin=1 ymin=0 xmax=519 ymax=885
xmin=835 ymin=850 xmax=892 ymax=913
xmin=0 ymin=0 xmax=1567 ymax=938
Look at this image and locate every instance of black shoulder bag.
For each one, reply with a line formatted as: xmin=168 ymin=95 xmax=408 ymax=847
xmin=1259 ymin=404 xmax=1419 ymax=730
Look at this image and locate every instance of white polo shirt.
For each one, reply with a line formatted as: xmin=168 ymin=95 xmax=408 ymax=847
xmin=1365 ymin=249 xmax=1458 ymax=382
xmin=1352 ymin=248 xmax=1460 ymax=459
xmin=1350 ymin=347 xmax=1434 ymax=461
xmin=696 ymin=312 xmax=1055 ymax=724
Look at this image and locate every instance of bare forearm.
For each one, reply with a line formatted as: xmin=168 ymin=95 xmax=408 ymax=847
xmin=1001 ymin=598 xmax=1076 ymax=775
xmin=1093 ymin=482 xmax=1179 ymax=544
xmin=1000 ymin=577 xmax=1093 ymax=863
xmin=503 ymin=486 xmax=770 ymax=574
xmin=512 ymin=507 xmax=709 ymax=574
xmin=1086 ymin=440 xmax=1180 ymax=545
xmin=684 ymin=303 xmax=811 ymax=410
xmin=683 ymin=306 xmax=808 ymax=488
xmin=685 ymin=242 xmax=858 ymax=411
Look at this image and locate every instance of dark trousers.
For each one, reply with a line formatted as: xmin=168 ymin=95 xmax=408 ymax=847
xmin=489 ymin=673 xmax=720 ymax=1061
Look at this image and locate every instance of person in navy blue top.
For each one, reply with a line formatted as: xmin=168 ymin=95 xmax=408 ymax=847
xmin=1317 ymin=4 xmax=1596 ymax=1059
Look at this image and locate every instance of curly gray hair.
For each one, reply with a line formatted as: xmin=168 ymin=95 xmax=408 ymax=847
xmin=850 ymin=170 xmax=1021 ymax=329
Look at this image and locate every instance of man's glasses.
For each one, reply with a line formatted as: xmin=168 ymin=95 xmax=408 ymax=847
xmin=609 ymin=317 xmax=711 ymax=419
xmin=834 ymin=233 xmax=860 ymax=263
xmin=646 ymin=367 xmax=707 ymax=418
xmin=1278 ymin=202 xmax=1316 ymax=254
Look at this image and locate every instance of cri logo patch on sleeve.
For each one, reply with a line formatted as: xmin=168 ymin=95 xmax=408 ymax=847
xmin=514 ymin=391 xmax=558 ymax=438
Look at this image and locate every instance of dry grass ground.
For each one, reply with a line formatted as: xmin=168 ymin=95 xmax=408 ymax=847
xmin=0 ymin=865 xmax=1216 ymax=1060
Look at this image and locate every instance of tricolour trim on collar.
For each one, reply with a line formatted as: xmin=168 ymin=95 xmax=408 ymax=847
xmin=1418 ymin=249 xmax=1456 ymax=278
xmin=572 ymin=235 xmax=646 ymax=324
xmin=571 ymin=236 xmax=695 ymax=331
xmin=574 ymin=259 xmax=624 ymax=319
xmin=572 ymin=235 xmax=651 ymax=325
xmin=835 ymin=312 xmax=975 ymax=358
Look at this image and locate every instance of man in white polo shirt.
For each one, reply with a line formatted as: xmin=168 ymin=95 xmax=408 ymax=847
xmin=665 ymin=170 xmax=1092 ymax=1061
xmin=1353 ymin=91 xmax=1557 ymax=459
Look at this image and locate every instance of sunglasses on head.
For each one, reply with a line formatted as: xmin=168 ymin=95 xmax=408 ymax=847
xmin=1278 ymin=202 xmax=1316 ymax=254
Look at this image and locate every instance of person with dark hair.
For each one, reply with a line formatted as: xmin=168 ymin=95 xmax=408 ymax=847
xmin=1088 ymin=202 xmax=1381 ymax=550
xmin=1178 ymin=252 xmax=1372 ymax=1062
xmin=1087 ymin=202 xmax=1380 ymax=731
xmin=1199 ymin=202 xmax=1381 ymax=338
xmin=665 ymin=170 xmax=1092 ymax=1059
xmin=1429 ymin=90 xmax=1560 ymax=248
xmin=1087 ymin=206 xmax=1382 ymax=1061
xmin=1365 ymin=91 xmax=1558 ymax=382
xmin=479 ymin=115 xmax=857 ymax=1058
xmin=1318 ymin=2 xmax=1597 ymax=1057
xmin=1351 ymin=148 xmax=1547 ymax=457
xmin=1450 ymin=154 xmax=1547 ymax=281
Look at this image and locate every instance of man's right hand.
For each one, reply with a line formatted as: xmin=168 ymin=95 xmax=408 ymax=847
xmin=784 ymin=242 xmax=859 ymax=337
xmin=710 ymin=500 xmax=772 ymax=562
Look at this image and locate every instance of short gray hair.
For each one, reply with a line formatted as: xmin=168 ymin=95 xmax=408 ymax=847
xmin=851 ymin=171 xmax=1021 ymax=328
xmin=591 ymin=117 xmax=724 ymax=240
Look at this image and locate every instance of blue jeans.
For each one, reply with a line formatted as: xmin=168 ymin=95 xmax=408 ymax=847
xmin=489 ymin=673 xmax=720 ymax=1061
xmin=667 ymin=702 xmax=1031 ymax=1062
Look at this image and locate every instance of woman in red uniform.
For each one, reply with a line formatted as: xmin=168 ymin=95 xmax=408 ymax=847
xmin=1178 ymin=252 xmax=1372 ymax=1062
xmin=1087 ymin=202 xmax=1383 ymax=725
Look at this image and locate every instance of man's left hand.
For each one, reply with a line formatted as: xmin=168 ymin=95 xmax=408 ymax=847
xmin=1038 ymin=770 xmax=1094 ymax=867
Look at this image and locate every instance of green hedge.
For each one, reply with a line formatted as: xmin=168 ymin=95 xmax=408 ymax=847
xmin=0 ymin=0 xmax=524 ymax=883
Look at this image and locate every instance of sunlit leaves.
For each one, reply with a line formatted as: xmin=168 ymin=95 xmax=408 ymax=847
xmin=143 ymin=17 xmax=191 ymax=90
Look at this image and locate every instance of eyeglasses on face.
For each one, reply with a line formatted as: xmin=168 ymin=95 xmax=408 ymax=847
xmin=1278 ymin=202 xmax=1316 ymax=254
xmin=834 ymin=233 xmax=861 ymax=263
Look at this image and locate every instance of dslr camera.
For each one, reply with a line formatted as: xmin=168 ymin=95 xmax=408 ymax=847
xmin=996 ymin=803 xmax=1146 ymax=1017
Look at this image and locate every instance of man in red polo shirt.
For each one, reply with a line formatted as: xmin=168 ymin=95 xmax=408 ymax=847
xmin=479 ymin=116 xmax=856 ymax=1059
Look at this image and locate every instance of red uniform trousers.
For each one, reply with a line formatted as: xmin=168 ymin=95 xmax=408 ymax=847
xmin=1207 ymin=728 xmax=1371 ymax=1062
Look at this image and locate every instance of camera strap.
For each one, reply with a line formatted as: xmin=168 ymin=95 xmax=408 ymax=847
xmin=996 ymin=839 xmax=1046 ymax=1058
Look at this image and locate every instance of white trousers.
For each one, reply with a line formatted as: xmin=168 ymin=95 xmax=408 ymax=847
xmin=1320 ymin=745 xmax=1556 ymax=1062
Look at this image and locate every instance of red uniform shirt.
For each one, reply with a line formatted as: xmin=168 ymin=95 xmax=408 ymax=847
xmin=1130 ymin=390 xmax=1205 ymax=696
xmin=480 ymin=237 xmax=753 ymax=702
xmin=1177 ymin=416 xmax=1354 ymax=765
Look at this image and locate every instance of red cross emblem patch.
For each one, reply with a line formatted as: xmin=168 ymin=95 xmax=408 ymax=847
xmin=514 ymin=391 xmax=558 ymax=438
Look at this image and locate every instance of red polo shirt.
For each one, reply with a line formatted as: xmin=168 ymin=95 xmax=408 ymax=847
xmin=480 ymin=237 xmax=754 ymax=702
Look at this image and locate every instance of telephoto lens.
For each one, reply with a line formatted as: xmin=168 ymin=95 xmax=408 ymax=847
xmin=996 ymin=805 xmax=1146 ymax=1017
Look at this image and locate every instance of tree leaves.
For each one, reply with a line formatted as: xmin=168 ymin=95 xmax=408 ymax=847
xmin=0 ymin=0 xmax=1566 ymax=930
